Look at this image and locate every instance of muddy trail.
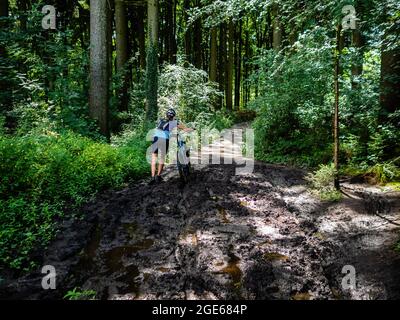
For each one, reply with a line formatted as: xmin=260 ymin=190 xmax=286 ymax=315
xmin=1 ymin=159 xmax=400 ymax=300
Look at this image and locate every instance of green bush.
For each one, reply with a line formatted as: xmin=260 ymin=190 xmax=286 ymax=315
xmin=366 ymin=162 xmax=400 ymax=184
xmin=306 ymin=163 xmax=342 ymax=202
xmin=0 ymin=130 xmax=148 ymax=271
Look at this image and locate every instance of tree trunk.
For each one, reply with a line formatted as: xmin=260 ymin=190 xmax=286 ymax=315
xmin=209 ymin=27 xmax=217 ymax=82
xmin=218 ymin=23 xmax=226 ymax=108
xmin=145 ymin=0 xmax=159 ymax=123
xmin=226 ymin=19 xmax=234 ymax=110
xmin=0 ymin=0 xmax=10 ymax=113
xmin=351 ymin=27 xmax=363 ymax=89
xmin=380 ymin=29 xmax=400 ymax=125
xmin=0 ymin=0 xmax=8 ymax=53
xmin=184 ymin=0 xmax=192 ymax=63
xmin=17 ymin=0 xmax=27 ymax=30
xmin=165 ymin=0 xmax=176 ymax=64
xmin=89 ymin=0 xmax=110 ymax=139
xmin=137 ymin=5 xmax=146 ymax=70
xmin=115 ymin=0 xmax=129 ymax=112
xmin=234 ymin=21 xmax=242 ymax=109
xmin=333 ymin=25 xmax=341 ymax=190
xmin=272 ymin=3 xmax=282 ymax=52
xmin=193 ymin=0 xmax=202 ymax=69
xmin=115 ymin=0 xmax=128 ymax=111
xmin=244 ymin=22 xmax=250 ymax=106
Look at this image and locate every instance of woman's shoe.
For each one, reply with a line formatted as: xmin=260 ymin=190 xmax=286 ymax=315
xmin=149 ymin=177 xmax=157 ymax=185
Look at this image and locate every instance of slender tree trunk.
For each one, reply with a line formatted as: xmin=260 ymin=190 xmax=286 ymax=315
xmin=115 ymin=0 xmax=129 ymax=112
xmin=218 ymin=23 xmax=226 ymax=108
xmin=145 ymin=0 xmax=159 ymax=123
xmin=0 ymin=0 xmax=10 ymax=113
xmin=193 ymin=1 xmax=202 ymax=69
xmin=351 ymin=28 xmax=363 ymax=89
xmin=380 ymin=29 xmax=400 ymax=125
xmin=17 ymin=0 xmax=27 ymax=30
xmin=244 ymin=22 xmax=250 ymax=106
xmin=209 ymin=27 xmax=218 ymax=82
xmin=137 ymin=5 xmax=146 ymax=70
xmin=90 ymin=0 xmax=110 ymax=139
xmin=234 ymin=21 xmax=242 ymax=109
xmin=165 ymin=0 xmax=176 ymax=64
xmin=226 ymin=19 xmax=234 ymax=110
xmin=172 ymin=0 xmax=178 ymax=64
xmin=333 ymin=25 xmax=341 ymax=190
xmin=184 ymin=0 xmax=192 ymax=62
xmin=77 ymin=1 xmax=90 ymax=46
xmin=272 ymin=3 xmax=282 ymax=52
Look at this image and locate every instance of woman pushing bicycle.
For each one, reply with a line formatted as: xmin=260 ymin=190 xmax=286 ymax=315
xmin=149 ymin=108 xmax=194 ymax=185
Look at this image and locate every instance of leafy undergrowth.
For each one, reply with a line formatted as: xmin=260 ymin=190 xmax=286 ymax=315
xmin=63 ymin=287 xmax=97 ymax=300
xmin=0 ymin=131 xmax=148 ymax=272
xmin=305 ymin=163 xmax=342 ymax=202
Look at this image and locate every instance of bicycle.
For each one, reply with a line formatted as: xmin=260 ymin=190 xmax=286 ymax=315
xmin=176 ymin=131 xmax=192 ymax=186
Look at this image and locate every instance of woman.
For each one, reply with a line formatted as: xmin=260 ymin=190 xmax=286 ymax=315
xmin=149 ymin=108 xmax=193 ymax=185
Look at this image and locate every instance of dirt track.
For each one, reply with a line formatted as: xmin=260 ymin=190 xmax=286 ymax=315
xmin=1 ymin=159 xmax=399 ymax=300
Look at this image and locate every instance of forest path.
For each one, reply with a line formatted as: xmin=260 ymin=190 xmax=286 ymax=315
xmin=2 ymin=126 xmax=400 ymax=300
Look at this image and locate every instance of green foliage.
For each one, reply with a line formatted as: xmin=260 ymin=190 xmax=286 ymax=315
xmin=365 ymin=161 xmax=400 ymax=184
xmin=251 ymin=27 xmax=334 ymax=167
xmin=63 ymin=287 xmax=97 ymax=300
xmin=395 ymin=238 xmax=400 ymax=253
xmin=306 ymin=164 xmax=342 ymax=202
xmin=212 ymin=110 xmax=234 ymax=131
xmin=0 ymin=131 xmax=148 ymax=271
xmin=0 ymin=4 xmax=94 ymax=137
xmin=158 ymin=60 xmax=222 ymax=124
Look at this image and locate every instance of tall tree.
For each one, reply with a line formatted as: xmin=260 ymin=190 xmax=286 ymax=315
xmin=272 ymin=3 xmax=282 ymax=52
xmin=136 ymin=5 xmax=146 ymax=70
xmin=184 ymin=0 xmax=192 ymax=62
xmin=351 ymin=27 xmax=363 ymax=89
xmin=380 ymin=28 xmax=400 ymax=126
xmin=226 ymin=19 xmax=234 ymax=110
xmin=145 ymin=0 xmax=159 ymax=123
xmin=218 ymin=22 xmax=226 ymax=108
xmin=333 ymin=25 xmax=342 ymax=190
xmin=193 ymin=0 xmax=203 ymax=69
xmin=115 ymin=0 xmax=129 ymax=112
xmin=243 ymin=19 xmax=250 ymax=106
xmin=164 ymin=0 xmax=177 ymax=64
xmin=17 ymin=0 xmax=28 ymax=30
xmin=0 ymin=0 xmax=8 ymax=49
xmin=0 ymin=0 xmax=9 ymax=112
xmin=234 ymin=20 xmax=242 ymax=109
xmin=89 ymin=0 xmax=110 ymax=138
xmin=209 ymin=27 xmax=218 ymax=82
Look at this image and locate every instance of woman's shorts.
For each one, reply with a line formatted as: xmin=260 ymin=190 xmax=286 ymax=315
xmin=151 ymin=137 xmax=169 ymax=155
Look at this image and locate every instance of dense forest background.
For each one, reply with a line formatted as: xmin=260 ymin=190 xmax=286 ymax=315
xmin=0 ymin=0 xmax=399 ymax=272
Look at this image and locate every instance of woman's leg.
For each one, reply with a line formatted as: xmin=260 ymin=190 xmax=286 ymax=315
xmin=157 ymin=138 xmax=168 ymax=176
xmin=151 ymin=153 xmax=158 ymax=177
